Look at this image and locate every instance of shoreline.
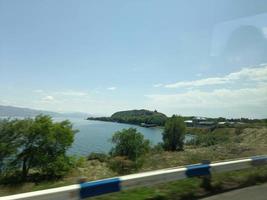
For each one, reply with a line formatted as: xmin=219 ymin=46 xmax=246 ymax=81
xmin=86 ymin=118 xmax=164 ymax=129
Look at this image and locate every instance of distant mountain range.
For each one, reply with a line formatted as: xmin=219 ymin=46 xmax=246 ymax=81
xmin=0 ymin=105 xmax=90 ymax=118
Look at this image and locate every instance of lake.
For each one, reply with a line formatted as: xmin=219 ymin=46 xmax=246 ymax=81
xmin=2 ymin=116 xmax=193 ymax=157
xmin=63 ymin=118 xmax=164 ymax=156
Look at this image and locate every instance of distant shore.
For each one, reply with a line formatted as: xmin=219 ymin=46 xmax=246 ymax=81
xmin=87 ymin=117 xmax=163 ymax=128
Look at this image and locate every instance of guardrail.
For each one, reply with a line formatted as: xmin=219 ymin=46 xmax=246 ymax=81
xmin=1 ymin=155 xmax=266 ymax=200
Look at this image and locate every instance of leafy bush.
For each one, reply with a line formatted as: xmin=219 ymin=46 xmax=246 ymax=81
xmin=88 ymin=152 xmax=108 ymax=162
xmin=108 ymin=156 xmax=143 ymax=175
xmin=110 ymin=128 xmax=150 ymax=161
xmin=162 ymin=116 xmax=186 ymax=151
xmin=39 ymin=155 xmax=74 ymax=177
xmin=189 ymin=132 xmax=230 ymax=147
xmin=150 ymin=143 xmax=164 ymax=153
xmin=71 ymin=156 xmax=87 ymax=168
xmin=109 ymin=128 xmax=150 ymax=174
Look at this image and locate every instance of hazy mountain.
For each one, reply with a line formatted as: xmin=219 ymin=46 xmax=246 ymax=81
xmin=0 ymin=105 xmax=90 ymax=118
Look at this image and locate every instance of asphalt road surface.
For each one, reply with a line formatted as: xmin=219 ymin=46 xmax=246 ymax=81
xmin=201 ymin=183 xmax=267 ymax=200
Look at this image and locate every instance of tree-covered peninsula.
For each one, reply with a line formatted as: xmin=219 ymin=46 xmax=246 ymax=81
xmin=87 ymin=109 xmax=168 ymax=126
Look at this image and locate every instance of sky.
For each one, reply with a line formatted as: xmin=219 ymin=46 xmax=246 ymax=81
xmin=0 ymin=0 xmax=267 ymax=118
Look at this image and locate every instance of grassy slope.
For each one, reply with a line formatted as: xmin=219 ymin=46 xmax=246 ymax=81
xmin=0 ymin=127 xmax=266 ymax=197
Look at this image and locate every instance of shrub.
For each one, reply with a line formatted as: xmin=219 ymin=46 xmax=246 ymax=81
xmin=110 ymin=128 xmax=150 ymax=161
xmin=189 ymin=132 xmax=229 ymax=147
xmin=109 ymin=128 xmax=150 ymax=174
xmin=108 ymin=156 xmax=142 ymax=175
xmin=162 ymin=116 xmax=186 ymax=151
xmin=87 ymin=152 xmax=108 ymax=162
xmin=151 ymin=143 xmax=164 ymax=153
xmin=39 ymin=155 xmax=74 ymax=177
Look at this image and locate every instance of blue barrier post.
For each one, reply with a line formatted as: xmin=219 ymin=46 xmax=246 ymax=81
xmin=201 ymin=160 xmax=212 ymax=190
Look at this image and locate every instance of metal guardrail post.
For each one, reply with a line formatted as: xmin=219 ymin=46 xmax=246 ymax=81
xmin=200 ymin=160 xmax=212 ymax=190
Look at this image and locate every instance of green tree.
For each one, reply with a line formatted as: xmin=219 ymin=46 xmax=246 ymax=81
xmin=0 ymin=119 xmax=21 ymax=175
xmin=162 ymin=115 xmax=186 ymax=151
xmin=110 ymin=128 xmax=150 ymax=161
xmin=10 ymin=115 xmax=76 ymax=179
xmin=109 ymin=128 xmax=150 ymax=174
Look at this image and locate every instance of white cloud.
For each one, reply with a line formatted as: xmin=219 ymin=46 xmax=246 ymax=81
xmin=165 ymin=65 xmax=267 ymax=88
xmin=42 ymin=95 xmax=54 ymax=101
xmin=33 ymin=89 xmax=44 ymax=93
xmin=226 ymin=65 xmax=267 ymax=81
xmin=57 ymin=91 xmax=88 ymax=96
xmin=153 ymin=83 xmax=163 ymax=88
xmin=33 ymin=89 xmax=89 ymax=97
xmin=107 ymin=87 xmax=117 ymax=91
xmin=147 ymin=86 xmax=267 ymax=108
xmin=166 ymin=77 xmax=229 ymax=88
xmin=146 ymin=84 xmax=267 ymax=118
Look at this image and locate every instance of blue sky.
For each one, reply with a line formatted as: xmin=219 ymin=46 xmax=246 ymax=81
xmin=1 ymin=0 xmax=267 ymax=118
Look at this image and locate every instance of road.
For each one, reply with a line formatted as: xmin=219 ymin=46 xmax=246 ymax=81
xmin=201 ymin=183 xmax=267 ymax=200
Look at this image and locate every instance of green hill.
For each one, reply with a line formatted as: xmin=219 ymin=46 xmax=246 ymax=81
xmin=88 ymin=109 xmax=167 ymax=126
xmin=111 ymin=109 xmax=167 ymax=126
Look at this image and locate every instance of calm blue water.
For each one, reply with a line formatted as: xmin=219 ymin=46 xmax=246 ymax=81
xmin=2 ymin=116 xmax=193 ymax=157
xmin=57 ymin=118 xmax=164 ymax=156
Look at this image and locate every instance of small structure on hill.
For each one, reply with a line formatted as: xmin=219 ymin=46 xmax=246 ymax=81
xmin=184 ymin=117 xmax=216 ymax=129
xmin=184 ymin=120 xmax=193 ymax=127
